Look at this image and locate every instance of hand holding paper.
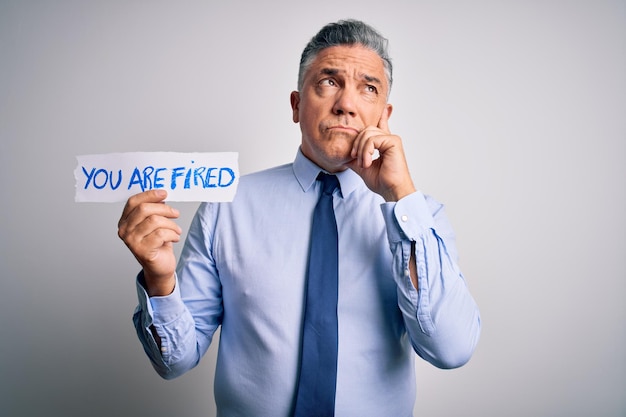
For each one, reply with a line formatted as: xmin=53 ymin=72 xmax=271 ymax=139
xmin=117 ymin=189 xmax=181 ymax=297
xmin=81 ymin=151 xmax=239 ymax=296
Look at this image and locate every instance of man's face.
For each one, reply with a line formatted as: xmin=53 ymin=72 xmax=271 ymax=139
xmin=291 ymin=44 xmax=392 ymax=173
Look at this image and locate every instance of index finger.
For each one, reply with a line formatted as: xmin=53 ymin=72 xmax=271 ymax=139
xmin=121 ymin=189 xmax=168 ymax=220
xmin=377 ymin=104 xmax=392 ymax=133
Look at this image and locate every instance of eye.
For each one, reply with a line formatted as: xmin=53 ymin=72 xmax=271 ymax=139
xmin=365 ymin=85 xmax=378 ymax=94
xmin=320 ymin=78 xmax=337 ymax=87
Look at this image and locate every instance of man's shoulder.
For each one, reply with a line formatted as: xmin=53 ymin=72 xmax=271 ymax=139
xmin=196 ymin=162 xmax=296 ymax=217
xmin=231 ymin=162 xmax=300 ymax=197
xmin=242 ymin=162 xmax=293 ymax=179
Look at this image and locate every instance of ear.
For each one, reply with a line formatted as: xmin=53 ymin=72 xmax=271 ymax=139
xmin=290 ymin=91 xmax=300 ymax=123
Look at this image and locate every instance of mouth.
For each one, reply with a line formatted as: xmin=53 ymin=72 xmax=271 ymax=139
xmin=327 ymin=125 xmax=360 ymax=135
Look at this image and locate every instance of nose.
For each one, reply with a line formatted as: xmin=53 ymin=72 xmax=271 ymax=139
xmin=332 ymin=88 xmax=357 ymax=117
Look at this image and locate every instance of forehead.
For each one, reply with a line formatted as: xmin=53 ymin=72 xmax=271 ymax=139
xmin=306 ymin=44 xmax=387 ymax=83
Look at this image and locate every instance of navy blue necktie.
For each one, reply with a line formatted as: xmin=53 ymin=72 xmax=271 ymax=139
xmin=294 ymin=173 xmax=340 ymax=417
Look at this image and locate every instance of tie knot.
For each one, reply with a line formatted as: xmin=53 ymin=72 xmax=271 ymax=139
xmin=317 ymin=173 xmax=339 ymax=196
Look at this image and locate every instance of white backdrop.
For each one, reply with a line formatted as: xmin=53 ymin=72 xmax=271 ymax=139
xmin=1 ymin=1 xmax=624 ymax=416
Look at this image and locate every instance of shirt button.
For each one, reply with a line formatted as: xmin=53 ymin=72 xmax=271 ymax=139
xmin=401 ymin=215 xmax=409 ymax=222
xmin=160 ymin=346 xmax=167 ymax=353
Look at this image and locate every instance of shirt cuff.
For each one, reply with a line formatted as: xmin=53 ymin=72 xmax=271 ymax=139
xmin=380 ymin=191 xmax=435 ymax=242
xmin=135 ymin=270 xmax=187 ymax=326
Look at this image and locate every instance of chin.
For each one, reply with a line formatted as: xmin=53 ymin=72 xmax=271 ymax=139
xmin=303 ymin=135 xmax=354 ymax=170
xmin=323 ymin=150 xmax=353 ymax=172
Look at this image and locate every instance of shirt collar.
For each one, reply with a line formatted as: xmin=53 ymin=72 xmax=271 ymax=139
xmin=292 ymin=147 xmax=362 ymax=198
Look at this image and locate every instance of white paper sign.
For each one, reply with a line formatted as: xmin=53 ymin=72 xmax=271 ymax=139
xmin=74 ymin=152 xmax=239 ymax=202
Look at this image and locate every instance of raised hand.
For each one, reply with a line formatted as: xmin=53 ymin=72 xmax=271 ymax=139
xmin=347 ymin=107 xmax=416 ymax=202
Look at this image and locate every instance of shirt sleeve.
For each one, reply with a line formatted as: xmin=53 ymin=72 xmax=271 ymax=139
xmin=132 ymin=202 xmax=223 ymax=379
xmin=380 ymin=191 xmax=481 ymax=369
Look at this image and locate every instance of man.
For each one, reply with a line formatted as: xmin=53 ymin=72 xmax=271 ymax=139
xmin=118 ymin=19 xmax=480 ymax=417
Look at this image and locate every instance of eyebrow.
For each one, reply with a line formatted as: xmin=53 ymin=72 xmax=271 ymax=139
xmin=363 ymin=74 xmax=383 ymax=85
xmin=320 ymin=68 xmax=383 ymax=86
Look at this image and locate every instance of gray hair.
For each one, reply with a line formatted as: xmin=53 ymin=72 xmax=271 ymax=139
xmin=297 ymin=19 xmax=393 ymax=93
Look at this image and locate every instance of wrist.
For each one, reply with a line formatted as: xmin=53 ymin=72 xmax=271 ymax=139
xmin=143 ymin=271 xmax=176 ymax=297
xmin=383 ymin=183 xmax=416 ymax=202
